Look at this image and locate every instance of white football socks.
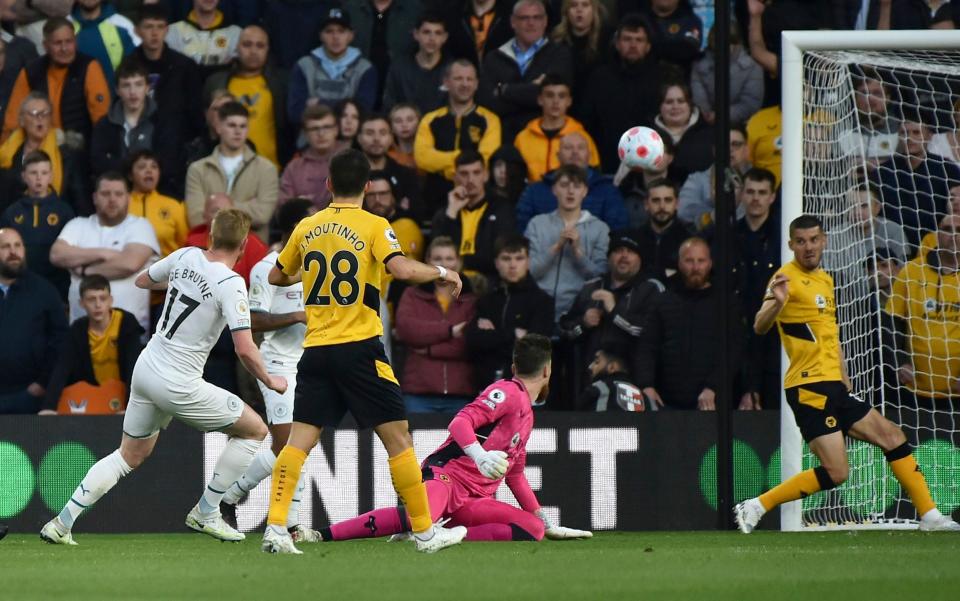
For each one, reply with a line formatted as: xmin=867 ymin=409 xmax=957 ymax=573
xmin=222 ymin=448 xmax=276 ymax=505
xmin=287 ymin=470 xmax=306 ymax=529
xmin=199 ymin=437 xmax=260 ymax=515
xmin=58 ymin=449 xmax=133 ymax=529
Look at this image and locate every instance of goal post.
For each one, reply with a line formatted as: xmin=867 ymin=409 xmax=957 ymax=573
xmin=780 ymin=30 xmax=960 ymax=531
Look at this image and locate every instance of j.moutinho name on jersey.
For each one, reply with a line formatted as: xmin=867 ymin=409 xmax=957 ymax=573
xmin=299 ymin=222 xmax=367 ymax=252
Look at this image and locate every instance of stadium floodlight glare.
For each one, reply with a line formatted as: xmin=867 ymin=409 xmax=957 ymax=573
xmin=781 ymin=29 xmax=960 ymax=531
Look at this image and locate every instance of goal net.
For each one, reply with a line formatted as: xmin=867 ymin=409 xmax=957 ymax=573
xmin=780 ymin=31 xmax=960 ymax=530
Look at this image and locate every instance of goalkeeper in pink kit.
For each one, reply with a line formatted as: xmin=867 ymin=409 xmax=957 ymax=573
xmin=319 ymin=334 xmax=592 ymax=542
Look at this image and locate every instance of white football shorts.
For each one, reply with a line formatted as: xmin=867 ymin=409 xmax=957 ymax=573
xmin=123 ymin=361 xmax=244 ymax=438
xmin=257 ymin=368 xmax=297 ymax=425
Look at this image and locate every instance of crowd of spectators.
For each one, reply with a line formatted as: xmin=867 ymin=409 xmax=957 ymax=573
xmin=2 ymin=0 xmax=960 ymax=417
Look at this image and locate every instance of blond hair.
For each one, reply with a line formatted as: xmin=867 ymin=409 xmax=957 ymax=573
xmin=551 ymin=0 xmax=608 ymax=60
xmin=209 ymin=208 xmax=251 ymax=251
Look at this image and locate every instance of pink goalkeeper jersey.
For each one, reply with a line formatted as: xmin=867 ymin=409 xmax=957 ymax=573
xmin=423 ymin=378 xmax=535 ymax=500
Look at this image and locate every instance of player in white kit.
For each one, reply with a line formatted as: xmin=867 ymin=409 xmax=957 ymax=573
xmin=41 ymin=209 xmax=287 ymax=545
xmin=219 ymin=200 xmax=322 ymax=542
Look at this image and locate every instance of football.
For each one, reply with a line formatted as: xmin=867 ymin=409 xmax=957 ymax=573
xmin=617 ymin=126 xmax=665 ymax=171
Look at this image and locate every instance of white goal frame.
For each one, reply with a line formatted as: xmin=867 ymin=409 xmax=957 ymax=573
xmin=780 ymin=30 xmax=960 ymax=531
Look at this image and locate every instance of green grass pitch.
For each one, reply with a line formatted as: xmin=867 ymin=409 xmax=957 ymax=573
xmin=3 ymin=531 xmax=958 ymax=600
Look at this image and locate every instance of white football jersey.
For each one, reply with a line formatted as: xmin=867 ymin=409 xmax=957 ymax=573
xmin=249 ymin=251 xmax=305 ymax=368
xmin=141 ymin=247 xmax=251 ymax=379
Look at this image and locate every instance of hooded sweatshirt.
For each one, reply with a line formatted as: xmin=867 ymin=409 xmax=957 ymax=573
xmin=525 ymin=209 xmax=609 ymax=319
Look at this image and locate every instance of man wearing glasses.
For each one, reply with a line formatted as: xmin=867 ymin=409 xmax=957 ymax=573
xmin=279 ymin=104 xmax=345 ymax=210
xmin=477 ymin=0 xmax=572 ymax=140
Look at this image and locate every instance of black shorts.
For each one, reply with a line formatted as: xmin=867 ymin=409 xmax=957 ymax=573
xmin=293 ymin=337 xmax=406 ymax=429
xmin=784 ymin=380 xmax=872 ymax=442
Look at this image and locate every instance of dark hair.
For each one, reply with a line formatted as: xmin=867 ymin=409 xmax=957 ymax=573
xmin=513 ymin=334 xmax=553 ymax=377
xmin=115 ymin=57 xmax=148 ymax=83
xmin=95 ymin=171 xmax=128 ymax=192
xmin=494 ymin=232 xmax=529 ymax=256
xmin=865 ymin=246 xmax=900 ymax=271
xmin=276 ymin=198 xmax=314 ymax=238
xmin=368 ymin=170 xmax=397 ymax=196
xmin=22 ymin=150 xmax=51 ymax=171
xmin=789 ymin=214 xmax=823 ymax=236
xmin=125 ymin=148 xmax=160 ymax=176
xmin=730 ymin=122 xmax=747 ymax=140
xmin=137 ymin=4 xmax=169 ymax=23
xmin=329 ymin=148 xmax=371 ymax=197
xmin=743 ymin=167 xmax=776 ymax=190
xmin=538 ymin=72 xmax=570 ymax=93
xmin=359 ymin=112 xmax=391 ymax=132
xmin=552 ymin=164 xmax=588 ymax=187
xmin=455 ymin=149 xmax=485 ymax=169
xmin=646 ymin=177 xmax=678 ymax=197
xmin=217 ymin=100 xmax=249 ymax=121
xmin=302 ymin=103 xmax=335 ymax=127
xmin=43 ymin=17 xmax=73 ymax=38
xmin=416 ymin=11 xmax=447 ymax=30
xmin=615 ymin=13 xmax=651 ymax=39
xmin=658 ymin=81 xmax=692 ymax=106
xmin=597 ymin=342 xmax=630 ymax=369
xmin=80 ymin=274 xmax=111 ymax=297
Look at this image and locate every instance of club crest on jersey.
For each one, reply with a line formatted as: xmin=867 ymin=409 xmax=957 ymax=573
xmin=510 ymin=433 xmax=520 ymax=448
xmin=815 ymin=294 xmax=826 ymax=313
xmin=924 ymin=298 xmax=938 ymax=313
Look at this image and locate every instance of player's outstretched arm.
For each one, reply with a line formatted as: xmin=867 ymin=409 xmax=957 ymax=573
xmin=754 ymin=274 xmax=789 ymax=334
xmin=385 ymin=255 xmax=462 ymax=297
xmin=232 ymin=329 xmax=287 ymax=394
xmin=134 ymin=269 xmax=168 ymax=291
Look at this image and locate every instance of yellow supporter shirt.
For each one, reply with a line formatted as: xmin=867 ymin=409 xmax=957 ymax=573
xmin=89 ymin=309 xmax=123 ymax=384
xmin=229 ymin=75 xmax=277 ymax=167
xmin=886 ymin=251 xmax=960 ymax=398
xmin=768 ymin=259 xmax=843 ymax=388
xmin=129 ymin=190 xmax=188 ymax=257
xmin=747 ymin=105 xmax=782 ymax=186
xmin=277 ymin=202 xmax=404 ymax=346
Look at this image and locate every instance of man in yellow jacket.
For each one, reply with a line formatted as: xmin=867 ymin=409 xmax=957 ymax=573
xmin=514 ymin=74 xmax=599 ymax=183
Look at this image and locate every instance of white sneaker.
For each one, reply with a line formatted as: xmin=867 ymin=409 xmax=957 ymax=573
xmin=185 ymin=505 xmax=245 ymax=542
xmin=919 ymin=509 xmax=960 ymax=532
xmin=262 ymin=527 xmax=303 ymax=554
xmin=40 ymin=518 xmax=78 ymax=546
xmin=734 ymin=498 xmax=766 ymax=534
xmin=289 ymin=524 xmax=323 ymax=543
xmin=414 ymin=524 xmax=467 ymax=554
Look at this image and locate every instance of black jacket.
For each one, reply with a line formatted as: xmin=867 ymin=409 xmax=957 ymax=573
xmin=89 ymin=97 xmax=180 ymax=194
xmin=0 ymin=271 xmax=68 ymax=394
xmin=465 ymin=275 xmax=555 ymax=388
xmin=667 ymin=117 xmax=714 ymax=186
xmin=431 ymin=198 xmax=516 ymax=280
xmin=204 ymin=62 xmax=292 ymax=166
xmin=636 ymin=219 xmax=696 ymax=282
xmin=477 ymin=39 xmax=573 ymax=140
xmin=579 ymin=370 xmax=657 ymax=412
xmin=580 ymin=56 xmax=662 ymax=171
xmin=42 ymin=308 xmax=144 ymax=410
xmin=436 ymin=0 xmax=515 ymax=67
xmin=633 ymin=280 xmax=748 ymax=409
xmin=560 ymin=272 xmax=664 ymax=366
xmin=132 ymin=44 xmax=203 ymax=194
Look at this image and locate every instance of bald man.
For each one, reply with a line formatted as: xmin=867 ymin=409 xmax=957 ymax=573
xmin=203 ymin=25 xmax=290 ymax=166
xmin=0 ymin=227 xmax=68 ymax=414
xmin=633 ymin=237 xmax=750 ymax=410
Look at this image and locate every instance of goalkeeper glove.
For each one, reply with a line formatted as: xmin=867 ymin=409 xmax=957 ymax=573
xmin=463 ymin=443 xmax=509 ymax=480
xmin=536 ymin=509 xmax=593 ymax=540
